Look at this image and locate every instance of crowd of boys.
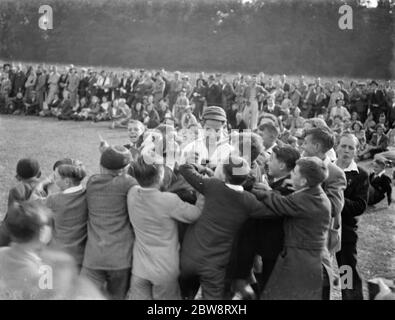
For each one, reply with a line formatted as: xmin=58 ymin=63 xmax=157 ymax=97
xmin=0 ymin=62 xmax=394 ymax=300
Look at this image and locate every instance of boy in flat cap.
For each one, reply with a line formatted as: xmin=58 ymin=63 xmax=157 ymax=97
xmin=81 ymin=145 xmax=137 ymax=300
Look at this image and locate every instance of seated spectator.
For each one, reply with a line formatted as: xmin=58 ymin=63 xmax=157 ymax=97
xmin=368 ymin=157 xmax=392 ymax=207
xmin=71 ymin=97 xmax=91 ymax=121
xmin=57 ymin=91 xmax=74 ymax=121
xmin=144 ymin=101 xmax=161 ymax=129
xmin=180 ymin=105 xmax=198 ymax=129
xmin=173 ymin=88 xmax=189 ymax=125
xmin=110 ymin=98 xmax=131 ymax=129
xmin=24 ymin=91 xmax=40 ymax=116
xmin=377 ymin=113 xmax=389 ymax=133
xmin=157 ymin=98 xmax=171 ymax=123
xmin=131 ymin=102 xmax=148 ymax=123
xmin=40 ymin=94 xmax=62 ymax=117
xmin=9 ymin=91 xmax=25 ymax=115
xmin=331 ymin=115 xmax=344 ymax=135
xmin=359 ymin=124 xmax=389 ymax=160
xmin=329 ymin=98 xmax=351 ymax=122
xmin=351 ymin=120 xmax=367 ymax=148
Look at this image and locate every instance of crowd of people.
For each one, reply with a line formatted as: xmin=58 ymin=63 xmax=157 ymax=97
xmin=0 ymin=62 xmax=394 ymax=300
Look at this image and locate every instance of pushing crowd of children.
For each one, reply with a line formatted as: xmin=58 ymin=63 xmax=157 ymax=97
xmin=1 ymin=67 xmax=395 ymax=299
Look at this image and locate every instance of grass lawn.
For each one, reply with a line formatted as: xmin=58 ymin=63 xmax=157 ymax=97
xmin=0 ymin=115 xmax=394 ymax=299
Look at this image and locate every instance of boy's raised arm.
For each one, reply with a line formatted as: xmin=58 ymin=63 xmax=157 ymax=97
xmin=170 ymin=197 xmax=202 ymax=223
xmin=179 ymin=163 xmax=207 ymax=195
xmin=251 ymin=191 xmax=299 ymax=218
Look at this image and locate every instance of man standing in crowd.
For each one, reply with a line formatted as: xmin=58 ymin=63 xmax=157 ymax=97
xmin=181 ymin=106 xmax=232 ymax=168
xmin=301 ymin=127 xmax=347 ymax=299
xmin=67 ymin=66 xmax=80 ymax=107
xmin=46 ymin=66 xmax=60 ymax=105
xmin=232 ymin=145 xmax=301 ymax=298
xmin=335 ymin=133 xmax=369 ymax=300
xmin=35 ymin=65 xmax=47 ymax=110
xmin=206 ymin=75 xmax=222 ymax=107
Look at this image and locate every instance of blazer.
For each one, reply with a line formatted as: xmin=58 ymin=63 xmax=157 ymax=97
xmin=231 ymin=175 xmax=293 ymax=281
xmin=251 ymin=186 xmax=331 ymax=300
xmin=369 ymin=133 xmax=389 ymax=151
xmin=341 ymin=166 xmax=369 ymax=243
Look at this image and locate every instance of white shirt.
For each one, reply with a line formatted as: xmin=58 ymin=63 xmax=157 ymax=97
xmin=181 ymin=138 xmax=233 ymax=168
xmin=63 ymin=185 xmax=83 ymax=194
xmin=341 ymin=160 xmax=359 ymax=173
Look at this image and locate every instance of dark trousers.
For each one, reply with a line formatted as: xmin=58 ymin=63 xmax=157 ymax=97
xmin=81 ymin=267 xmax=131 ymax=300
xmin=322 ymin=265 xmax=330 ymax=300
xmin=180 ymin=256 xmax=226 ymax=300
xmin=336 ymin=242 xmax=363 ymax=300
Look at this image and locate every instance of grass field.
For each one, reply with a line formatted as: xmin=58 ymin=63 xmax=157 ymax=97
xmin=0 ymin=115 xmax=394 ymax=299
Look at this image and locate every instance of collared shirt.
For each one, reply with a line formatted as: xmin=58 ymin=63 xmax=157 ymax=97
xmin=225 ymin=184 xmax=244 ymax=192
xmin=181 ymin=137 xmax=233 ymax=168
xmin=63 ymin=185 xmax=84 ymax=194
xmin=341 ymin=160 xmax=359 ymax=173
xmin=377 ymin=170 xmax=386 ymax=178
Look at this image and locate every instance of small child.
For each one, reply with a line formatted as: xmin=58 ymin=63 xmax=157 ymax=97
xmin=45 ymin=163 xmax=88 ymax=270
xmin=81 ymin=145 xmax=137 ymax=300
xmin=126 ymin=155 xmax=201 ymax=300
xmin=178 ymin=156 xmax=263 ymax=300
xmin=368 ymin=157 xmax=392 ymax=206
xmin=0 ymin=158 xmax=46 ymax=247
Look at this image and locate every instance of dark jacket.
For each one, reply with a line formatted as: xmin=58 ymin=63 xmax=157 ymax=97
xmin=206 ymin=83 xmax=222 ymax=106
xmin=341 ymin=166 xmax=369 ymax=243
xmin=368 ymin=172 xmax=392 ymax=206
xmin=251 ymin=185 xmax=331 ymax=300
xmin=232 ymin=175 xmax=293 ymax=281
xmin=369 ymin=133 xmax=389 ymax=151
xmin=179 ymin=164 xmax=262 ymax=270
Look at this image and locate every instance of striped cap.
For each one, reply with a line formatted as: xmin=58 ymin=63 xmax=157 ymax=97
xmin=203 ymin=106 xmax=227 ymax=122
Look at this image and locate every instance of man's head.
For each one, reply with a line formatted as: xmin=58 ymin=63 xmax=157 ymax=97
xmin=336 ymin=134 xmax=359 ymax=165
xmin=291 ymin=157 xmax=328 ymax=190
xmin=202 ymin=106 xmax=227 ymax=140
xmin=222 ymin=156 xmax=250 ymax=186
xmin=376 ymin=124 xmax=385 ymax=135
xmin=302 ymin=128 xmax=334 ymax=158
xmin=100 ymin=145 xmax=131 ymax=173
xmin=268 ymin=146 xmax=301 ymax=178
xmin=6 ymin=201 xmax=52 ymax=244
xmin=372 ymin=157 xmax=386 ymax=175
xmin=128 ymin=120 xmax=145 ymax=143
xmin=258 ymin=122 xmax=279 ymax=149
xmin=335 ymin=98 xmax=344 ymax=107
xmin=130 ymin=155 xmax=164 ymax=188
xmin=16 ymin=158 xmax=41 ymax=181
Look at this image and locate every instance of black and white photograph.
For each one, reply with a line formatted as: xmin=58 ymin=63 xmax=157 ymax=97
xmin=0 ymin=0 xmax=394 ymax=305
